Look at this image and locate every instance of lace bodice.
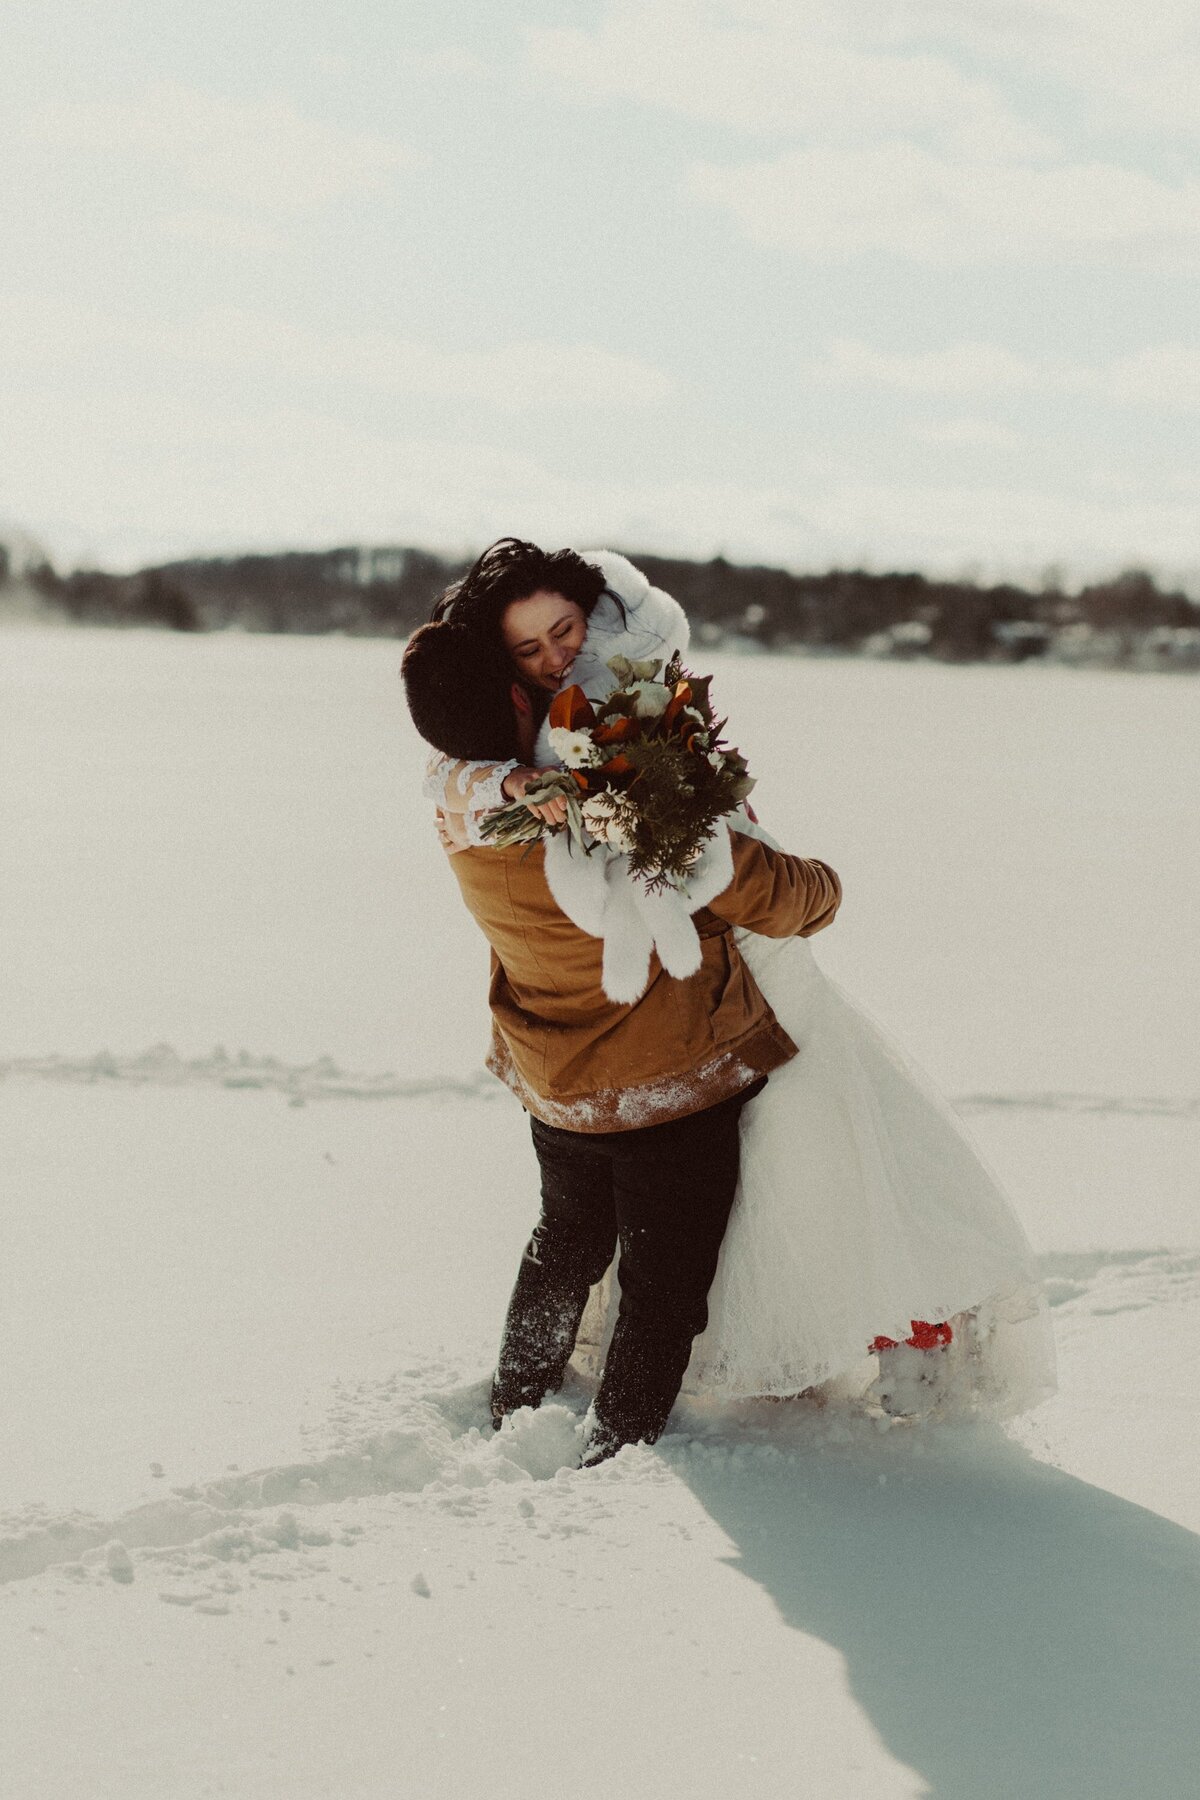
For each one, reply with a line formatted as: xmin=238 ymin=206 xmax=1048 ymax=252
xmin=422 ymin=750 xmax=518 ymax=845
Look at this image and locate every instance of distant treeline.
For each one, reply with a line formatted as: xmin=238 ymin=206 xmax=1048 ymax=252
xmin=12 ymin=541 xmax=1200 ymax=669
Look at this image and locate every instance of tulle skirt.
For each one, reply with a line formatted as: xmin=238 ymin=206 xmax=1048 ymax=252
xmin=571 ymin=928 xmax=1057 ymax=1421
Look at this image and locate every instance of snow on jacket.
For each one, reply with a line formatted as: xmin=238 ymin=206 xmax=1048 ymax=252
xmin=448 ymin=831 xmax=842 ymax=1133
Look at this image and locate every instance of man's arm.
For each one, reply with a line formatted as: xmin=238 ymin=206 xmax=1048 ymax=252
xmin=706 ymin=830 xmax=842 ymax=939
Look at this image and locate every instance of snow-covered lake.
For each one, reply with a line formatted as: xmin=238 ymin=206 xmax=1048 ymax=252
xmin=4 ymin=626 xmax=1197 ymax=1097
xmin=2 ymin=626 xmax=1198 ymax=1799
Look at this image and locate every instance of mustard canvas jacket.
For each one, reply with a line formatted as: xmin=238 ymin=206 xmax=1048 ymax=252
xmin=449 ymin=830 xmax=842 ymax=1132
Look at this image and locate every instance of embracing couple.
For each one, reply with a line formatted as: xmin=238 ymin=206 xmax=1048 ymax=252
xmin=403 ymin=539 xmax=1055 ymax=1466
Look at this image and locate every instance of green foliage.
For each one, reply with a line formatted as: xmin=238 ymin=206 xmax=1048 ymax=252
xmin=473 ymin=653 xmax=758 ymax=888
xmin=476 ymin=771 xmax=582 ymax=849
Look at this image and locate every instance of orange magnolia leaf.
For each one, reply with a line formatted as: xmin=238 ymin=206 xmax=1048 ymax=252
xmin=571 ymin=770 xmax=590 ymax=791
xmin=663 ymin=680 xmax=694 ymax=729
xmin=602 ymin=754 xmax=633 ymax=776
xmin=548 ymin=685 xmax=595 ymax=732
xmin=593 ymin=715 xmax=638 ymax=746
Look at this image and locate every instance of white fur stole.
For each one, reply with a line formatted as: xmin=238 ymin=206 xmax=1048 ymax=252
xmin=542 ymin=823 xmax=735 ymax=1007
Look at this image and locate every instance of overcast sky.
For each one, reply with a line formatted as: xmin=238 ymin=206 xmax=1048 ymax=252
xmin=3 ymin=0 xmax=1198 ymax=583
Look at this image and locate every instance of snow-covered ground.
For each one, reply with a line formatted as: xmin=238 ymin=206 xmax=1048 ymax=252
xmin=2 ymin=626 xmax=1198 ymax=1799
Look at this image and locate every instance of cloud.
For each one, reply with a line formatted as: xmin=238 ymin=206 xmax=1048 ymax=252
xmin=156 ymin=211 xmax=290 ymax=253
xmin=4 ymin=289 xmax=1194 ymax=579
xmin=881 ymin=0 xmax=1200 ymax=146
xmin=0 ymin=293 xmax=117 ymax=365
xmin=813 ymin=335 xmax=1200 ymax=411
xmin=816 ymin=337 xmax=1041 ymax=396
xmin=531 ymin=4 xmax=1200 ymax=266
xmin=532 ymin=0 xmax=1200 ymax=156
xmin=691 ymin=143 xmax=1200 ymax=264
xmin=913 ymin=417 xmax=1026 ymax=451
xmin=0 ymin=294 xmax=673 ymax=411
xmin=801 ymin=472 xmax=1200 ymax=573
xmin=21 ymin=81 xmax=417 ymax=215
xmin=156 ymin=308 xmax=675 ymax=410
xmin=8 ymin=377 xmax=1195 ymax=584
xmin=528 ymin=3 xmax=1056 ymax=159
xmin=1102 ymin=344 xmax=1200 ymax=411
xmin=0 ymin=390 xmax=828 ymax=573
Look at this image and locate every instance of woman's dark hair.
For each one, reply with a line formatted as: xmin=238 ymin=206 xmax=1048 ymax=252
xmin=403 ymin=537 xmax=617 ymax=761
xmin=431 ymin=537 xmax=608 ymax=636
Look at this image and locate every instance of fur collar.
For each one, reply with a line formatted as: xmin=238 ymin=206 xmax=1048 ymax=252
xmin=533 ymin=551 xmax=730 ymax=1005
xmin=539 ymin=548 xmax=690 ymax=719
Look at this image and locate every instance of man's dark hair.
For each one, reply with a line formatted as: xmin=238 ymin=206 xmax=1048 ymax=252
xmin=403 ymin=537 xmax=617 ymax=761
xmin=401 ymin=617 xmax=523 ymax=761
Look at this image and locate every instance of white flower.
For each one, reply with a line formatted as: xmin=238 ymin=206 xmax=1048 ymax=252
xmin=581 ymin=791 xmax=636 ymax=854
xmin=547 ymin=726 xmax=597 ymax=768
xmin=580 ymin=792 xmax=618 ymax=840
xmin=629 ymin=680 xmax=672 ymax=720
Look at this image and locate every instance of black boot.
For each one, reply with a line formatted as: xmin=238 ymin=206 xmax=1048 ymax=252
xmin=582 ymin=1313 xmax=695 ymax=1458
xmin=490 ymin=1240 xmax=593 ymax=1430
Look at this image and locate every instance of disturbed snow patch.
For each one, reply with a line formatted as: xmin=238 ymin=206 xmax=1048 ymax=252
xmin=1037 ymin=1248 xmax=1200 ymax=1312
xmin=0 ymin=1379 xmax=585 ymax=1588
xmin=0 ymin=1042 xmax=501 ymax=1107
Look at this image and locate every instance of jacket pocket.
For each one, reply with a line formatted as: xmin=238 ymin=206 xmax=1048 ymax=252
xmin=705 ymin=928 xmax=758 ymax=1050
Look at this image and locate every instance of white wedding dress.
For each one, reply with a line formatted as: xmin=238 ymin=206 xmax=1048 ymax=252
xmin=572 ymin=871 xmax=1056 ymax=1419
xmin=426 ymin=551 xmax=1057 ymax=1421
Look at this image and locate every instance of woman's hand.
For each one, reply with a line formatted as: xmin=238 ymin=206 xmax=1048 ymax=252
xmin=435 ymin=808 xmax=470 ymax=856
xmin=502 ymin=765 xmax=572 ymax=827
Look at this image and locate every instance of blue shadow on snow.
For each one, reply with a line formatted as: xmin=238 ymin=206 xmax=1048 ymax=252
xmin=675 ymin=1419 xmax=1200 ymax=1800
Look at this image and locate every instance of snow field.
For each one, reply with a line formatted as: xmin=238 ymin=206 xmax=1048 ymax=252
xmin=2 ymin=625 xmax=1199 ymax=1797
xmin=3 ymin=625 xmax=1198 ymax=1097
xmin=5 ymin=1329 xmax=1200 ymax=1800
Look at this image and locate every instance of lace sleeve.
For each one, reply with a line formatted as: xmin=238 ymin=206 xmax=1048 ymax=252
xmin=422 ymin=750 xmax=519 ymax=814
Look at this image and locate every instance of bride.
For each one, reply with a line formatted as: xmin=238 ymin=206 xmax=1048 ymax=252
xmin=407 ymin=539 xmax=1056 ymax=1428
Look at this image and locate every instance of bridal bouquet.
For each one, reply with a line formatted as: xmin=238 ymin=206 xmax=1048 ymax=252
xmin=478 ymin=654 xmax=755 ymax=891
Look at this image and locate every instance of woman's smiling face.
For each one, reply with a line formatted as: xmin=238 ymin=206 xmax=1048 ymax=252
xmin=500 ymin=589 xmax=588 ymax=692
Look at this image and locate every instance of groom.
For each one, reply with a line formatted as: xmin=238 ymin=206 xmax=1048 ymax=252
xmin=444 ymin=814 xmax=842 ymax=1464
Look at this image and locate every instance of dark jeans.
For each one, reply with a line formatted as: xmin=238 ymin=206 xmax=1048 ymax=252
xmin=492 ymin=1078 xmax=766 ymax=1457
